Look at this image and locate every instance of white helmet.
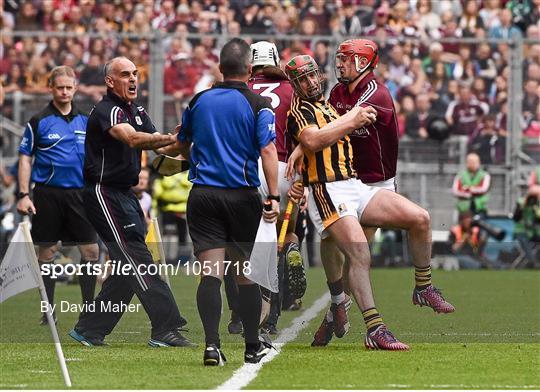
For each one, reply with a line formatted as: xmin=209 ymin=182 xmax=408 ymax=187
xmin=251 ymin=41 xmax=280 ymax=67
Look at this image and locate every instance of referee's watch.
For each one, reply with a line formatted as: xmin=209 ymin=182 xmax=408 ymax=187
xmin=17 ymin=192 xmax=30 ymax=200
xmin=267 ymin=194 xmax=281 ymax=203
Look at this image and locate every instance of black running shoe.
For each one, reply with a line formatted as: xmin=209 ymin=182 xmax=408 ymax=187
xmin=149 ymin=328 xmax=196 ymax=347
xmin=68 ymin=329 xmax=108 ymax=347
xmin=228 ymin=312 xmax=243 ymax=335
xmin=203 ymin=344 xmax=227 ymax=366
xmin=244 ymin=337 xmax=274 ymax=364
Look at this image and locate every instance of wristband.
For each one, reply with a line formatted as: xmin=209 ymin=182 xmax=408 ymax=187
xmin=267 ymin=194 xmax=281 ymax=202
xmin=17 ymin=192 xmax=29 ymax=200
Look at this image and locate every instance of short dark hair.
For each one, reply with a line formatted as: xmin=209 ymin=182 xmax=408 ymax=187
xmin=219 ymin=38 xmax=251 ymax=78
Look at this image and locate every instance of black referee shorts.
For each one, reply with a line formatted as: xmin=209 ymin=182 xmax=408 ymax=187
xmin=31 ymin=184 xmax=98 ymax=246
xmin=187 ymin=185 xmax=262 ymax=258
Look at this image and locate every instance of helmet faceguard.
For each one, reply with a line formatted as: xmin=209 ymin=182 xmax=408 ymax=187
xmin=335 ymin=39 xmax=379 ymax=85
xmin=285 ymin=55 xmax=323 ymax=101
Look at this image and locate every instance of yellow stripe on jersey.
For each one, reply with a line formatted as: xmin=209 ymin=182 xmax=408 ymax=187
xmin=286 ymin=96 xmax=356 ymax=185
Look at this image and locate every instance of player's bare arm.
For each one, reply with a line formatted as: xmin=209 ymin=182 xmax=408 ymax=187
xmin=298 ymin=106 xmax=377 ymax=152
xmin=109 ymin=123 xmax=177 ymax=150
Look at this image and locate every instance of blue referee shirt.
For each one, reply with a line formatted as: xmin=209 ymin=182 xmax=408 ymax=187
xmin=18 ymin=102 xmax=88 ymax=188
xmin=178 ymin=80 xmax=276 ymax=188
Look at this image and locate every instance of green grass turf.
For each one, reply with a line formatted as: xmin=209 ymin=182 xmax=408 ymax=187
xmin=0 ymin=268 xmax=538 ymax=389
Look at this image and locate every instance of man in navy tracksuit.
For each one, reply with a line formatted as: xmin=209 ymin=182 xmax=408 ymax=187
xmin=17 ymin=66 xmax=99 ymax=326
xmin=68 ymin=57 xmax=192 ymax=347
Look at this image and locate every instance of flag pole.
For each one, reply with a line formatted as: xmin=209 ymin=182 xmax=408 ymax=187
xmin=20 ymin=222 xmax=72 ymax=387
xmin=151 ymin=218 xmax=171 ymax=289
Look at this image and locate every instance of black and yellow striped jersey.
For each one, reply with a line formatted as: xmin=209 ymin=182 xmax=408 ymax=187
xmin=287 ymin=95 xmax=356 ymax=185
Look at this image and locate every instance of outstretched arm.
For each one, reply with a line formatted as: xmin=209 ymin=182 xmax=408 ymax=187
xmin=298 ymin=106 xmax=377 ymax=152
xmin=109 ymin=123 xmax=177 ymax=150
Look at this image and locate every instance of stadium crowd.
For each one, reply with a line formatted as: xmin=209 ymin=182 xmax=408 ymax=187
xmin=1 ymin=0 xmax=539 ymax=263
xmin=1 ymin=0 xmax=540 ymax=165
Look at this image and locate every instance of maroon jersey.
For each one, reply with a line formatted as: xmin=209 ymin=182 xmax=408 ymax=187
xmin=329 ymin=73 xmax=399 ymax=184
xmin=248 ymin=74 xmax=293 ymax=162
xmin=445 ymin=98 xmax=489 ymax=137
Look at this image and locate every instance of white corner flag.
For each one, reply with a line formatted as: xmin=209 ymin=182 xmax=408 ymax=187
xmin=247 ymin=217 xmax=278 ymax=293
xmin=0 ymin=223 xmax=39 ymax=303
xmin=0 ymin=222 xmax=72 ymax=387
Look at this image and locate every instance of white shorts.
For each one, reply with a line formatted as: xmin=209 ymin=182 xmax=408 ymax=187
xmin=366 ymin=177 xmax=396 ymax=192
xmin=307 ymin=178 xmax=380 ymax=239
xmin=258 ymin=160 xmax=295 ymax=213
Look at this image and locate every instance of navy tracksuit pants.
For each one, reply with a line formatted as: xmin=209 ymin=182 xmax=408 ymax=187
xmin=75 ymin=183 xmax=186 ymax=339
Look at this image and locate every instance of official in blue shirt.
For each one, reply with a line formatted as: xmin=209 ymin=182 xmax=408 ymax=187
xmin=16 ymin=66 xmax=99 ymax=326
xmin=160 ymin=38 xmax=280 ymax=366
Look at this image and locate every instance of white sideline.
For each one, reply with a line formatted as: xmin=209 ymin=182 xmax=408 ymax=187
xmin=216 ymin=292 xmax=330 ymax=390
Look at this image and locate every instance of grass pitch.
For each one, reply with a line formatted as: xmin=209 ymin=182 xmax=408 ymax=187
xmin=0 ymin=268 xmax=539 ymax=389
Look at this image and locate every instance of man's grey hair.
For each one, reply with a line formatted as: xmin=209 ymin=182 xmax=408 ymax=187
xmin=103 ymin=56 xmax=131 ymax=77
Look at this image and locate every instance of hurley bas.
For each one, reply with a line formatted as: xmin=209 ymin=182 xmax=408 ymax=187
xmin=41 ymin=301 xmax=142 ymax=314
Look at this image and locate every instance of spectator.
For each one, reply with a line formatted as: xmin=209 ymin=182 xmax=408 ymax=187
xmin=133 ymin=167 xmax=152 ymax=227
xmin=439 ymin=10 xmax=462 ymax=54
xmin=78 ymin=54 xmax=106 ymax=102
xmin=448 ymin=211 xmax=487 ymax=269
xmin=363 ymin=6 xmax=398 ymax=50
xmin=126 ymin=9 xmax=151 ymax=36
xmin=429 ymin=61 xmax=454 ymax=115
xmin=524 ymin=80 xmax=540 ymax=123
xmin=479 ymin=0 xmax=503 ymax=31
xmin=451 ymin=44 xmax=475 ymax=85
xmin=432 ymin=0 xmax=463 ymax=16
xmin=489 ymin=8 xmax=522 ymax=39
xmin=400 ymin=58 xmax=430 ymax=98
xmin=163 ymin=53 xmax=198 ymax=100
xmin=446 ymin=82 xmax=489 ymax=138
xmin=513 ymin=167 xmax=540 ymax=267
xmin=191 ymin=44 xmax=215 ymax=76
xmin=3 ymin=63 xmax=26 ymax=94
xmin=472 ymin=77 xmax=489 ymax=104
xmin=405 ymin=94 xmax=435 ymax=140
xmin=152 ymin=172 xmax=192 ymax=263
xmin=489 ymin=75 xmax=508 ymax=108
xmin=524 ymin=102 xmax=540 ymax=138
xmin=459 ymin=0 xmax=485 ymax=37
xmin=423 ymin=42 xmax=451 ymax=80
xmin=354 ymin=0 xmax=375 ymax=27
xmin=474 ymin=43 xmax=497 ymax=89
xmin=387 ymin=45 xmax=409 ymax=87
xmin=470 ymin=114 xmax=506 ymax=164
xmin=452 ymin=152 xmax=491 ymax=216
xmin=24 ymin=56 xmax=50 ymax=94
xmin=416 ymin=0 xmax=441 ymax=37
xmin=339 ymin=1 xmax=362 ymax=37
xmin=302 ymin=0 xmax=332 ymax=35
xmin=239 ymin=3 xmax=265 ymax=34
xmin=15 ymin=1 xmax=40 ymax=31
xmin=388 ymin=1 xmax=410 ymax=35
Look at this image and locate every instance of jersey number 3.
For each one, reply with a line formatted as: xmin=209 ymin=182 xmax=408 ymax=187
xmin=252 ymin=83 xmax=281 ymax=109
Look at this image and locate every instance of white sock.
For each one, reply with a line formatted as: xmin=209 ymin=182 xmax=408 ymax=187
xmin=331 ymin=292 xmax=346 ymax=305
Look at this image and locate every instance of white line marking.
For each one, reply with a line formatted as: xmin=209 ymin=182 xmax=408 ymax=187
xmin=358 ymin=385 xmax=540 ymax=389
xmin=217 ymin=292 xmax=330 ymax=390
